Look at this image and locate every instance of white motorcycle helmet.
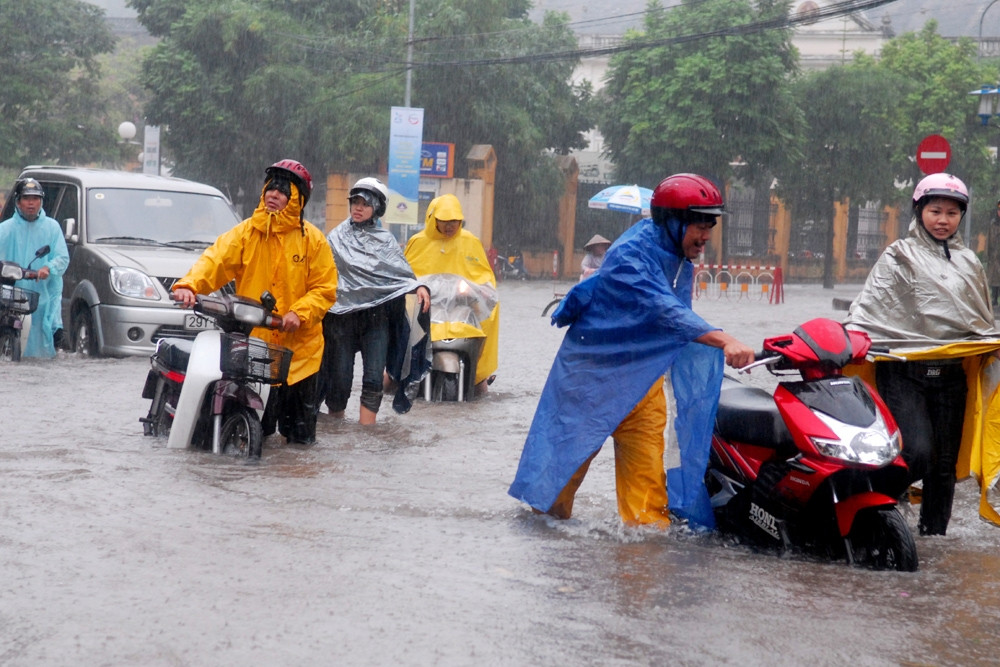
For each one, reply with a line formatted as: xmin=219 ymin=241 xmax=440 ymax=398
xmin=349 ymin=177 xmax=389 ymax=218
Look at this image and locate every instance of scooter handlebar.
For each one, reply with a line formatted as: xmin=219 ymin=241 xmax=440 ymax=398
xmin=737 ymin=353 xmax=781 ymax=374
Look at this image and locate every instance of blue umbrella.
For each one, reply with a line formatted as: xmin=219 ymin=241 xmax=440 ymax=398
xmin=587 ymin=184 xmax=653 ymax=216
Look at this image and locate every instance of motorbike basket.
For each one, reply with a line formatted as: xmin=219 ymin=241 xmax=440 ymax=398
xmin=219 ymin=333 xmax=292 ymax=385
xmin=0 ymin=285 xmax=40 ymax=314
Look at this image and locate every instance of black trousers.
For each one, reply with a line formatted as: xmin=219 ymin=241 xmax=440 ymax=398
xmin=262 ymin=372 xmax=319 ymax=445
xmin=875 ymin=360 xmax=967 ymax=535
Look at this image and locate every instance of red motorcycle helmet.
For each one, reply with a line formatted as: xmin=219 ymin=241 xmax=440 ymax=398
xmin=265 ymin=159 xmax=313 ymax=204
xmin=650 ymin=173 xmax=725 ymax=226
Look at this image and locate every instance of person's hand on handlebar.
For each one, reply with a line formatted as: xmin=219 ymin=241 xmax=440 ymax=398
xmin=37 ymin=266 xmax=50 ymax=280
xmin=172 ymin=287 xmax=197 ymax=308
xmin=695 ymin=330 xmax=756 ymax=369
xmin=282 ymin=311 xmax=302 ymax=333
xmin=723 ymin=341 xmax=756 ymax=369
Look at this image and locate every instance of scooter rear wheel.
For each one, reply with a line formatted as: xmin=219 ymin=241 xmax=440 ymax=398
xmin=219 ymin=406 xmax=263 ymax=459
xmin=849 ymin=507 xmax=918 ymax=572
xmin=0 ymin=330 xmax=20 ymax=362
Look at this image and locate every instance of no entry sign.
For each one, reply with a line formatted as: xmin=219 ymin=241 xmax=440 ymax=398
xmin=916 ymin=134 xmax=951 ymax=174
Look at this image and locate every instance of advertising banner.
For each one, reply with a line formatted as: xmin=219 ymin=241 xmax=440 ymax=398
xmin=420 ymin=142 xmax=454 ymax=178
xmin=386 ymin=107 xmax=424 ymax=225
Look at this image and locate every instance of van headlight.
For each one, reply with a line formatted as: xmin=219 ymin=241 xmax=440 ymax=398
xmin=109 ymin=267 xmax=161 ymax=300
xmin=810 ymin=410 xmax=900 ymax=466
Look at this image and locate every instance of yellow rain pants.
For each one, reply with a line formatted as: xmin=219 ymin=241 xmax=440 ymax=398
xmin=548 ymin=378 xmax=671 ymax=526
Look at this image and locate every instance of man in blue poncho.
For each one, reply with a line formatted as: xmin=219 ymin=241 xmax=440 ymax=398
xmin=509 ymin=173 xmax=754 ymax=528
xmin=0 ymin=178 xmax=70 ymax=358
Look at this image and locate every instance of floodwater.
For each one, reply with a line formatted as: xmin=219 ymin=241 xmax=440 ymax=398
xmin=3 ymin=280 xmax=1000 ymax=666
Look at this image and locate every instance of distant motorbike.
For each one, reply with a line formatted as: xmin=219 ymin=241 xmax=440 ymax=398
xmin=0 ymin=245 xmax=48 ymax=362
xmin=140 ymin=291 xmax=291 ymax=459
xmin=420 ymin=273 xmax=497 ymax=401
xmin=495 ymin=249 xmax=527 ymax=281
xmin=706 ymin=318 xmax=918 ymax=571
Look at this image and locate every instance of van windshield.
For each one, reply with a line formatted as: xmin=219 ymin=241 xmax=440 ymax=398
xmin=87 ymin=188 xmax=240 ymax=246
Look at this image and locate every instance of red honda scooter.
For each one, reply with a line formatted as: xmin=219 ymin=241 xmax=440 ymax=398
xmin=706 ymin=318 xmax=917 ymax=571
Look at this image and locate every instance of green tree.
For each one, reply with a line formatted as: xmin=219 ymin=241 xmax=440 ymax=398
xmin=873 ymin=21 xmax=999 ymax=237
xmin=598 ymin=0 xmax=802 ymax=192
xmin=410 ymin=3 xmax=592 ymax=248
xmin=132 ymin=0 xmax=593 ymax=240
xmin=0 ymin=0 xmax=116 ymax=168
xmin=774 ymin=65 xmax=912 ymax=288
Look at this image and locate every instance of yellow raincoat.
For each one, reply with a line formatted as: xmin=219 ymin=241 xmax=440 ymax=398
xmin=173 ymin=183 xmax=338 ymax=385
xmin=849 ymin=343 xmax=1000 ymax=525
xmin=404 ymin=194 xmax=499 ymax=384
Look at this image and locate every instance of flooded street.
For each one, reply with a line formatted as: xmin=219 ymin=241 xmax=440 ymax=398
xmin=3 ymin=280 xmax=1000 ymax=665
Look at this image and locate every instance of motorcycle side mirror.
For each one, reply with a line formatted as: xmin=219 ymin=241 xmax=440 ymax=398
xmin=260 ymin=291 xmax=277 ymax=313
xmin=26 ymin=245 xmax=51 ymax=270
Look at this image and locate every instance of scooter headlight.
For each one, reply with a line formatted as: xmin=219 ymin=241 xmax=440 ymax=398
xmin=810 ymin=410 xmax=900 ymax=466
xmin=0 ymin=262 xmax=24 ymax=281
xmin=231 ymin=301 xmax=266 ymax=325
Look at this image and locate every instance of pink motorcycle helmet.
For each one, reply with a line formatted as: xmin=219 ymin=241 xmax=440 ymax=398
xmin=912 ymin=173 xmax=968 ymax=212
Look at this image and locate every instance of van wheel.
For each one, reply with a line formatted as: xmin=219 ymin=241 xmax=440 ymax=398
xmin=73 ymin=308 xmax=98 ymax=357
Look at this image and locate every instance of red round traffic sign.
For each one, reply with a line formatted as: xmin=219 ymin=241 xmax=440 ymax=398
xmin=916 ymin=134 xmax=951 ymax=174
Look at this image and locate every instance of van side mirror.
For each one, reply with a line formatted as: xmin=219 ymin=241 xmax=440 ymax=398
xmin=64 ymin=217 xmax=78 ymax=243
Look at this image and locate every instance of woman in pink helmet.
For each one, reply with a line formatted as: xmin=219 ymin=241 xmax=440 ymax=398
xmin=846 ymin=173 xmax=1000 ymax=535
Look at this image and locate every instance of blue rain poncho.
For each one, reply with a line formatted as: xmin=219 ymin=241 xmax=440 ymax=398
xmin=508 ymin=218 xmax=724 ymax=528
xmin=0 ymin=207 xmax=70 ymax=358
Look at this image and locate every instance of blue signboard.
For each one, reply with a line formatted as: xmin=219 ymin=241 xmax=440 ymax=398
xmin=420 ymin=142 xmax=454 ymax=178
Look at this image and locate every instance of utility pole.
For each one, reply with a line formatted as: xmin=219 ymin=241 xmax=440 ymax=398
xmin=405 ymin=0 xmax=415 ymax=107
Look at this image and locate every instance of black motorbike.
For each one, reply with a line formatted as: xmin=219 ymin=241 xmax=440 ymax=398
xmin=0 ymin=245 xmax=49 ymax=362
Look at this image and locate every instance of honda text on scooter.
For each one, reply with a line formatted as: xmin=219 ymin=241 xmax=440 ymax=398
xmin=706 ymin=318 xmax=917 ymax=571
xmin=140 ymin=291 xmax=291 ymax=459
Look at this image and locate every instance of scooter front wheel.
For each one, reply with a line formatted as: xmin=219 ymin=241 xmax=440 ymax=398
xmin=849 ymin=507 xmax=918 ymax=572
xmin=431 ymin=371 xmax=460 ymax=401
xmin=0 ymin=330 xmax=20 ymax=362
xmin=219 ymin=405 xmax=263 ymax=459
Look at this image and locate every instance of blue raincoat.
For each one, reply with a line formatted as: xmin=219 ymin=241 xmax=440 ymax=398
xmin=0 ymin=207 xmax=69 ymax=358
xmin=508 ymin=218 xmax=724 ymax=528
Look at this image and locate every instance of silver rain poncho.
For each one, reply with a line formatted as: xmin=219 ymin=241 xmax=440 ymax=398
xmin=326 ymin=218 xmax=423 ymax=314
xmin=845 ymin=218 xmax=1000 ymax=346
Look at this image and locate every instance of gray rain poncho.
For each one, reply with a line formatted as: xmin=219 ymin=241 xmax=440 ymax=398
xmin=325 ymin=217 xmax=430 ymax=413
xmin=326 ymin=218 xmax=423 ymax=313
xmin=845 ymin=218 xmax=1000 ymax=346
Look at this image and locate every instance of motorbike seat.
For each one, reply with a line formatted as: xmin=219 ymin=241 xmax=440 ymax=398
xmin=715 ymin=378 xmax=796 ymax=454
xmin=156 ymin=337 xmax=194 ymax=372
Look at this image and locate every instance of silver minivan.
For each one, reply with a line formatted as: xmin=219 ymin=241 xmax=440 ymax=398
xmin=0 ymin=166 xmax=241 ymax=357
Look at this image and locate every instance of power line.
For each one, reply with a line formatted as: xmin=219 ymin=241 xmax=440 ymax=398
xmin=399 ymin=0 xmax=900 ymax=68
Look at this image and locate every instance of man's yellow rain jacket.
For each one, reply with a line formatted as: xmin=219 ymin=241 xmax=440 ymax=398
xmin=404 ymin=194 xmax=498 ymax=385
xmin=851 ymin=342 xmax=1000 ymax=525
xmin=173 ymin=183 xmax=338 ymax=385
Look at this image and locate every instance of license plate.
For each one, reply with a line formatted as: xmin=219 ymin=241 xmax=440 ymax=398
xmin=184 ymin=314 xmax=214 ymax=331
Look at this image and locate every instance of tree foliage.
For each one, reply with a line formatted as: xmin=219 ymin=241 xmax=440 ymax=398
xmin=598 ymin=0 xmax=802 ymax=192
xmin=0 ymin=0 xmax=116 ymax=168
xmin=131 ymin=0 xmax=593 ymax=236
xmin=774 ymin=65 xmax=911 ymax=286
xmin=872 ymin=22 xmax=999 ymax=232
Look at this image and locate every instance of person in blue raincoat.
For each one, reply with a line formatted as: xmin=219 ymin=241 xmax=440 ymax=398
xmin=509 ymin=173 xmax=754 ymax=528
xmin=0 ymin=178 xmax=69 ymax=358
